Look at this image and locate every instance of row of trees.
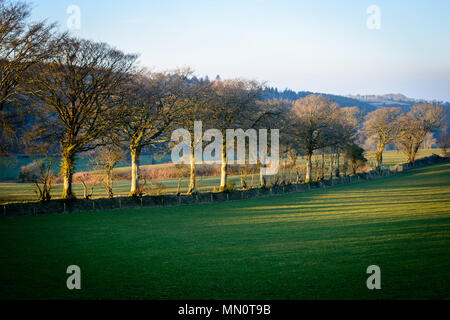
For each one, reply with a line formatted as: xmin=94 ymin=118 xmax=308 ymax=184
xmin=1 ymin=1 xmax=448 ymax=201
xmin=363 ymin=105 xmax=446 ymax=168
xmin=0 ymin=1 xmax=275 ymax=199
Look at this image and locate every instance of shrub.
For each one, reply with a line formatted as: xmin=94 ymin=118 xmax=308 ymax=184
xmin=148 ymin=182 xmax=166 ymax=196
xmin=220 ymin=181 xmax=235 ymax=193
xmin=345 ymin=144 xmax=368 ymax=174
xmin=19 ymin=159 xmax=56 ymax=202
xmin=270 ymin=174 xmax=283 ymax=187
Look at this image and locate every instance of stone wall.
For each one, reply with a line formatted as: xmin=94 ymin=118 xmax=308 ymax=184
xmin=2 ymin=154 xmax=448 ymax=218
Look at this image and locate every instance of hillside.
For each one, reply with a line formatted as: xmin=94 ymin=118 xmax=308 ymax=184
xmin=261 ymin=87 xmax=377 ymax=113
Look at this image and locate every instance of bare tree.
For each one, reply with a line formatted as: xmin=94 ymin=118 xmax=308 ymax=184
xmin=118 ymin=70 xmax=189 ymax=196
xmin=76 ymin=172 xmax=99 ymax=200
xmin=0 ymin=0 xmax=58 ymax=155
xmin=173 ymin=77 xmax=212 ymax=194
xmin=363 ymin=107 xmax=402 ymax=169
xmin=20 ymin=140 xmax=58 ymax=202
xmin=319 ymin=106 xmax=362 ymax=180
xmin=92 ymin=145 xmax=125 ymax=198
xmin=396 ymin=103 xmax=445 ymax=163
xmin=287 ymin=94 xmax=340 ymax=183
xmin=28 ymin=37 xmax=137 ymax=199
xmin=437 ymin=130 xmax=450 ymax=154
xmin=333 ymin=106 xmax=362 ymax=177
xmin=206 ymin=79 xmax=269 ymax=191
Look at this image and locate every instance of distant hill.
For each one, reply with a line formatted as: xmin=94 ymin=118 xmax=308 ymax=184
xmin=348 ymin=93 xmax=418 ymax=102
xmin=262 ymin=87 xmax=450 ymax=114
xmin=347 ymin=93 xmax=450 ymax=112
xmin=261 ymin=88 xmax=377 ymax=113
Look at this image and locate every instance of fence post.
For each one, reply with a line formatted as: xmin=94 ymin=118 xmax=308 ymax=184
xmin=226 ymin=193 xmax=229 ymax=201
xmin=140 ymin=197 xmax=143 ymax=207
xmin=3 ymin=205 xmax=6 ymax=217
xmin=63 ymin=202 xmax=66 ymax=214
xmin=119 ymin=199 xmax=122 ymax=209
xmin=210 ymin=193 xmax=213 ymax=202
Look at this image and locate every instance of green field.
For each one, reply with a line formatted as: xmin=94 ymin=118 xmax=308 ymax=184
xmin=0 ymin=162 xmax=449 ymax=299
xmin=0 ymin=149 xmax=443 ymax=204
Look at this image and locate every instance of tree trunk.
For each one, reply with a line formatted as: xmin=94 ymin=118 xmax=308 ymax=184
xmin=305 ymin=152 xmax=312 ymax=183
xmin=259 ymin=167 xmax=266 ymax=187
xmin=219 ymin=139 xmax=227 ymax=191
xmin=176 ymin=178 xmax=181 ymax=195
xmin=410 ymin=142 xmax=422 ymax=164
xmin=376 ymin=142 xmax=384 ymax=169
xmin=61 ymin=148 xmax=75 ymax=199
xmin=105 ymin=168 xmax=113 ymax=198
xmin=320 ymin=152 xmax=325 ymax=180
xmin=406 ymin=145 xmax=413 ymax=163
xmin=240 ymin=172 xmax=248 ymax=190
xmin=80 ymin=180 xmax=88 ymax=199
xmin=335 ymin=150 xmax=340 ymax=177
xmin=329 ymin=150 xmax=334 ymax=179
xmin=187 ymin=139 xmax=197 ymax=194
xmin=130 ymin=146 xmax=141 ymax=196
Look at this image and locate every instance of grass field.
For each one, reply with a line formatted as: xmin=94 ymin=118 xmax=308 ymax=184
xmin=0 ymin=162 xmax=449 ymax=299
xmin=0 ymin=149 xmax=443 ymax=204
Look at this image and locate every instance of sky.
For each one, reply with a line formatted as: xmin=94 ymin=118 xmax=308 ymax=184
xmin=29 ymin=0 xmax=450 ymax=101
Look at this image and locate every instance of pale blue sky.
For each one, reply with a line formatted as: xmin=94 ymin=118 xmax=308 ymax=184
xmin=29 ymin=0 xmax=450 ymax=101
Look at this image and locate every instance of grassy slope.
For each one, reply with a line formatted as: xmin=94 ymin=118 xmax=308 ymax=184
xmin=0 ymin=162 xmax=449 ymax=299
xmin=0 ymin=149 xmax=443 ymax=203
